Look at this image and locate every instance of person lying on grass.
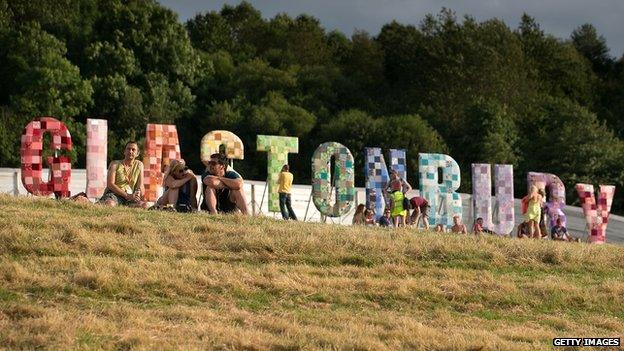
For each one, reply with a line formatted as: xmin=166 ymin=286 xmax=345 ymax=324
xmin=99 ymin=141 xmax=147 ymax=208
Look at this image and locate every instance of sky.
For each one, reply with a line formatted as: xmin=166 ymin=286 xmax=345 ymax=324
xmin=159 ymin=0 xmax=624 ymax=58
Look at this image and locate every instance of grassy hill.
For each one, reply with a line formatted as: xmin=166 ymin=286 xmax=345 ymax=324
xmin=0 ymin=195 xmax=623 ymax=350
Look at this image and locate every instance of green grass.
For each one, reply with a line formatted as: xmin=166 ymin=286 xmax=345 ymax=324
xmin=0 ymin=195 xmax=623 ymax=350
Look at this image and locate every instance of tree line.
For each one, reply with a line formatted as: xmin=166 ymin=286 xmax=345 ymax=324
xmin=1 ymin=1 xmax=623 ymax=212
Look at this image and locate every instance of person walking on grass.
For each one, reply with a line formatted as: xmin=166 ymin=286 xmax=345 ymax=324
xmin=278 ymin=164 xmax=297 ymax=220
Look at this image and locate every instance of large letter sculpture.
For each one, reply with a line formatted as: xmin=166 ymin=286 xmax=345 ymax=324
xmin=471 ymin=164 xmax=515 ymax=234
xmin=418 ymin=153 xmax=462 ymax=226
xmin=257 ymin=135 xmax=298 ymax=212
xmin=575 ymin=184 xmax=615 ymax=244
xmin=86 ymin=119 xmax=108 ymax=198
xmin=364 ymin=148 xmax=406 ymax=218
xmin=20 ymin=117 xmax=72 ymax=197
xmin=200 ymin=130 xmax=244 ymax=167
xmin=527 ymin=172 xmax=567 ymax=227
xmin=143 ymin=124 xmax=181 ymax=202
xmin=312 ymin=142 xmax=355 ymax=217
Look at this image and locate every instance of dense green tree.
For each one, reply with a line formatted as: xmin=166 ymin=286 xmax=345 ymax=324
xmin=186 ymin=11 xmax=233 ymax=54
xmin=518 ymin=14 xmax=596 ymax=107
xmin=571 ymin=24 xmax=613 ymax=75
xmin=0 ymin=23 xmax=92 ymax=165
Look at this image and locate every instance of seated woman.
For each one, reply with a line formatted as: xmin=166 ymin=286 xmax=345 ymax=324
xmin=378 ymin=208 xmax=393 ymax=227
xmin=517 ymin=221 xmax=531 ymax=239
xmin=99 ymin=141 xmax=147 ymax=208
xmin=364 ymin=208 xmax=376 ymax=226
xmin=156 ymin=159 xmax=198 ymax=211
xmin=352 ymin=204 xmax=366 ymax=225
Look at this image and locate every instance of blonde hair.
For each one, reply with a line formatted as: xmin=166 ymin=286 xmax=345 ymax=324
xmin=529 ymin=184 xmax=538 ymax=195
xmin=163 ymin=159 xmax=185 ymax=186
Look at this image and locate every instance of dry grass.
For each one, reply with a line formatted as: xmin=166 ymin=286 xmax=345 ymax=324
xmin=0 ymin=195 xmax=623 ymax=350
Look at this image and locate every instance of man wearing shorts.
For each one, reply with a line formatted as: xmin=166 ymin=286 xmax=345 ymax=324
xmin=410 ymin=196 xmax=429 ymax=230
xmin=99 ymin=141 xmax=147 ymax=208
xmin=201 ymin=153 xmax=248 ymax=215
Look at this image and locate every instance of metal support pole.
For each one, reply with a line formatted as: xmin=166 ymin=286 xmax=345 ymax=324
xmin=13 ymin=170 xmax=19 ymax=196
xmin=258 ymin=180 xmax=267 ymax=215
xmin=251 ymin=184 xmax=256 ymax=216
xmin=303 ymin=190 xmax=313 ymax=222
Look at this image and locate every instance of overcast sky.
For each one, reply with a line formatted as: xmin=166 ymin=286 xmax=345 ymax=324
xmin=159 ymin=0 xmax=624 ymax=58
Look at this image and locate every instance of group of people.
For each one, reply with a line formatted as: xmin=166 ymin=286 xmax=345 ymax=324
xmin=353 ymin=170 xmax=450 ymax=230
xmin=352 ymin=172 xmax=580 ymax=241
xmin=75 ymin=142 xmax=580 ymax=242
xmin=352 ymin=170 xmax=473 ymax=233
xmin=518 ymin=185 xmax=578 ymax=242
xmin=73 ymin=141 xmax=250 ymax=215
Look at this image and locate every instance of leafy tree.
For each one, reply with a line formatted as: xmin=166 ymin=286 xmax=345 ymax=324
xmin=518 ymin=14 xmax=596 ymax=107
xmin=571 ymin=23 xmax=613 ymax=75
xmin=0 ymin=23 xmax=92 ymax=166
xmin=186 ymin=11 xmax=233 ymax=54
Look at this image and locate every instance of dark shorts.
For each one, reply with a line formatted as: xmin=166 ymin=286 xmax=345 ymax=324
xmin=99 ymin=189 xmax=131 ymax=206
xmin=201 ymin=185 xmax=237 ymax=213
xmin=173 ymin=182 xmax=192 ymax=207
xmin=412 ymin=205 xmax=429 ymax=217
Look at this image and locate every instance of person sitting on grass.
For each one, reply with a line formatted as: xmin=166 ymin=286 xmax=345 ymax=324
xmin=201 ymin=153 xmax=248 ymax=215
xmin=378 ymin=208 xmax=393 ymax=227
xmin=551 ymin=218 xmax=576 ymax=242
xmin=364 ymin=208 xmax=376 ymax=226
xmin=352 ymin=204 xmax=366 ymax=225
xmin=450 ymin=214 xmax=467 ymax=234
xmin=472 ymin=217 xmax=494 ymax=235
xmin=434 ymin=224 xmax=446 ymax=233
xmin=517 ymin=221 xmax=531 ymax=239
xmin=155 ymin=159 xmax=198 ymax=212
xmin=99 ymin=141 xmax=147 ymax=208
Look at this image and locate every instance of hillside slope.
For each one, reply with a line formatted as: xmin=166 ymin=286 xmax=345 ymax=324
xmin=0 ymin=196 xmax=623 ymax=350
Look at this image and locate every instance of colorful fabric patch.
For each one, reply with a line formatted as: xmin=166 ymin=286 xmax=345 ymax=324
xmin=312 ymin=142 xmax=355 ymax=217
xmin=418 ymin=153 xmax=462 ymax=226
xmin=364 ymin=148 xmax=406 ymax=219
xmin=143 ymin=124 xmax=181 ymax=201
xmin=200 ymin=130 xmax=244 ymax=166
xmin=575 ymin=184 xmax=615 ymax=244
xmin=86 ymin=119 xmax=107 ymax=198
xmin=257 ymin=135 xmax=298 ymax=212
xmin=20 ymin=117 xmax=72 ymax=197
xmin=471 ymin=164 xmax=515 ymax=234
